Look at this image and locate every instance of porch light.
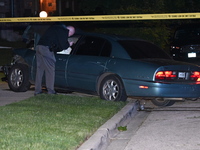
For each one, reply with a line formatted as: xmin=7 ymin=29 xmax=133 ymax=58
xmin=39 ymin=11 xmax=48 ymax=17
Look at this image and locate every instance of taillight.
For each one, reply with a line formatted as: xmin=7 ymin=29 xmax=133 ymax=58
xmin=171 ymin=46 xmax=180 ymax=49
xmin=155 ymin=71 xmax=176 ymax=80
xmin=190 ymin=71 xmax=200 ymax=81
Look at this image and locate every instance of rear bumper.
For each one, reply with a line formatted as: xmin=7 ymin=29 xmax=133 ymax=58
xmin=124 ymin=80 xmax=200 ymax=98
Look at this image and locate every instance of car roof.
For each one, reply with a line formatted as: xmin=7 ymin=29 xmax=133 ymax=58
xmin=74 ymin=31 xmax=145 ymax=42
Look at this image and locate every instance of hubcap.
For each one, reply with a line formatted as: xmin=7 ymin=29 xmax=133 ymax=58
xmin=10 ymin=68 xmax=23 ymax=88
xmin=103 ymin=80 xmax=119 ymax=101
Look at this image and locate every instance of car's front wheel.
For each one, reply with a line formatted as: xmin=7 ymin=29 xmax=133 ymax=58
xmin=151 ymin=98 xmax=176 ymax=107
xmin=99 ymin=75 xmax=127 ymax=101
xmin=8 ymin=63 xmax=30 ymax=92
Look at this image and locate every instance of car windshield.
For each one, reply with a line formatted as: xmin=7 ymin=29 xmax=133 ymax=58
xmin=119 ymin=40 xmax=171 ymax=59
xmin=174 ymin=28 xmax=200 ymax=40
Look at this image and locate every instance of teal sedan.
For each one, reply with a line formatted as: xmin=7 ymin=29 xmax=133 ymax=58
xmin=4 ymin=32 xmax=200 ymax=106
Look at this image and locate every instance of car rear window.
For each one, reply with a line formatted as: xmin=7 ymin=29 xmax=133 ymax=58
xmin=119 ymin=40 xmax=171 ymax=59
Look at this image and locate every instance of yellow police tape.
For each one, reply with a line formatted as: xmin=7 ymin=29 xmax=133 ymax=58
xmin=0 ymin=13 xmax=200 ymax=22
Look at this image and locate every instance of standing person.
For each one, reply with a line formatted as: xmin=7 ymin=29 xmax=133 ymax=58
xmin=34 ymin=23 xmax=75 ymax=95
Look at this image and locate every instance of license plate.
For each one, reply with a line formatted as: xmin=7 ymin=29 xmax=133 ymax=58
xmin=178 ymin=72 xmax=186 ymax=78
xmin=188 ymin=53 xmax=196 ymax=58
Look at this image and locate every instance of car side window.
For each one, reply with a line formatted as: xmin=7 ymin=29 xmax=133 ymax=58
xmin=75 ymin=36 xmax=111 ymax=57
xmin=57 ymin=36 xmax=80 ymax=55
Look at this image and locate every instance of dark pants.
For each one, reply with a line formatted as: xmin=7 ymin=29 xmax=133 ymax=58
xmin=35 ymin=45 xmax=56 ymax=94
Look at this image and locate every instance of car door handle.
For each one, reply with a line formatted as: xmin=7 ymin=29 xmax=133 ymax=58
xmin=58 ymin=58 xmax=66 ymax=61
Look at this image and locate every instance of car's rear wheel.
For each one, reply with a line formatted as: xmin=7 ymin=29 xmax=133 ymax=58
xmin=151 ymin=98 xmax=176 ymax=107
xmin=8 ymin=63 xmax=30 ymax=92
xmin=99 ymin=75 xmax=127 ymax=101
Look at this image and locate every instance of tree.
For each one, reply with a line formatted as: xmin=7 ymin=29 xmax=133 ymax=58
xmin=77 ymin=0 xmax=200 ymax=50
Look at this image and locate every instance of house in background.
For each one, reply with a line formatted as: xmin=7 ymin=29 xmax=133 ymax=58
xmin=0 ymin=0 xmax=79 ymax=41
xmin=0 ymin=0 xmax=79 ymax=17
xmin=40 ymin=0 xmax=78 ymax=16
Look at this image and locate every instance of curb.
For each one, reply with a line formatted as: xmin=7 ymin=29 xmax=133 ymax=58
xmin=77 ymin=100 xmax=139 ymax=150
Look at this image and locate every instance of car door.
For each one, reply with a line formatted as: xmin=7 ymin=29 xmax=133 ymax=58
xmin=54 ymin=36 xmax=80 ymax=87
xmin=66 ymin=36 xmax=112 ymax=92
xmin=54 ymin=54 xmax=70 ymax=87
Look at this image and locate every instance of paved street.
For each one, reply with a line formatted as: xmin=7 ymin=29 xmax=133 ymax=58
xmin=106 ymin=100 xmax=200 ymax=150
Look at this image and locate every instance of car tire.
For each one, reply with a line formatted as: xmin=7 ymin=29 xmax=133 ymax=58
xmin=151 ymin=98 xmax=176 ymax=107
xmin=8 ymin=63 xmax=30 ymax=92
xmin=165 ymin=100 xmax=176 ymax=106
xmin=99 ymin=75 xmax=127 ymax=101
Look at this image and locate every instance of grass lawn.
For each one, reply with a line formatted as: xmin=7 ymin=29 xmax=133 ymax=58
xmin=0 ymin=94 xmax=126 ymax=150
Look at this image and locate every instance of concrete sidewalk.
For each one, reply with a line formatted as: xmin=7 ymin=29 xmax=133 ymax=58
xmin=0 ymin=83 xmax=34 ymax=106
xmin=0 ymin=46 xmax=11 ymax=49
